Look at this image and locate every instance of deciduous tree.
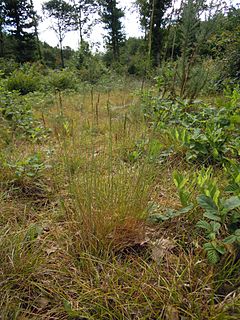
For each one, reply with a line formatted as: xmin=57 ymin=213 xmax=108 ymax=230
xmin=135 ymin=0 xmax=172 ymax=66
xmin=70 ymin=0 xmax=98 ymax=46
xmin=43 ymin=0 xmax=74 ymax=68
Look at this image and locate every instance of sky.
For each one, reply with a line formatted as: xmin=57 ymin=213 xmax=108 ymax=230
xmin=33 ymin=0 xmax=239 ymax=51
xmin=33 ymin=0 xmax=143 ymax=51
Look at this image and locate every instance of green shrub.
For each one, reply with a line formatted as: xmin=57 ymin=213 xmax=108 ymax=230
xmin=6 ymin=68 xmax=39 ymax=95
xmin=47 ymin=69 xmax=77 ymax=91
xmin=0 ymin=85 xmax=49 ymax=141
xmin=0 ymin=58 xmax=19 ymax=77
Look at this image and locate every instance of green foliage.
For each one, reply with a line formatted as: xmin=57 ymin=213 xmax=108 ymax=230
xmin=202 ymin=241 xmax=225 ymax=264
xmin=141 ymin=86 xmax=240 ymax=165
xmin=173 ymin=171 xmax=191 ymax=206
xmin=43 ymin=0 xmax=75 ymax=67
xmin=119 ymin=37 xmax=148 ymax=76
xmin=198 ymin=194 xmax=240 ymax=224
xmin=0 ymin=84 xmax=48 ymax=141
xmin=223 ymin=229 xmax=240 ymax=244
xmin=100 ymin=0 xmax=125 ymax=62
xmin=8 ymin=153 xmax=46 ymax=180
xmin=0 ymin=58 xmax=19 ymax=76
xmin=124 ymin=138 xmax=163 ymax=164
xmin=148 ymin=163 xmax=240 ymax=265
xmin=197 ymin=192 xmax=240 ymax=264
xmin=71 ymin=0 xmax=98 ymax=44
xmin=160 ymin=0 xmax=217 ymax=99
xmin=148 ymin=203 xmax=193 ymax=223
xmin=207 ymin=7 xmax=240 ymax=86
xmin=47 ymin=69 xmax=77 ymax=91
xmin=72 ymin=44 xmax=108 ymax=83
xmin=225 ymin=163 xmax=240 ymax=196
xmin=24 ymin=224 xmax=43 ymax=242
xmin=6 ymin=68 xmax=39 ymax=95
xmin=125 ymin=138 xmax=147 ymax=163
xmin=0 ymin=152 xmax=49 ymax=192
xmin=2 ymin=0 xmax=37 ymax=62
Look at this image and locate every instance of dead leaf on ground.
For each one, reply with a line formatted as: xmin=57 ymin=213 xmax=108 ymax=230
xmin=45 ymin=246 xmax=59 ymax=256
xmin=150 ymin=238 xmax=176 ymax=263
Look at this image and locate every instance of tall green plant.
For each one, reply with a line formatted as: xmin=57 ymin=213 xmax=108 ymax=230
xmin=100 ymin=0 xmax=125 ymax=62
xmin=172 ymin=0 xmax=217 ymax=99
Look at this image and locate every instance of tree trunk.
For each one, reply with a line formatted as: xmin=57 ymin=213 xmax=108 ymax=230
xmin=60 ymin=38 xmax=65 ymax=68
xmin=148 ymin=0 xmax=167 ymax=67
xmin=148 ymin=0 xmax=155 ymax=66
xmin=0 ymin=26 xmax=3 ymax=57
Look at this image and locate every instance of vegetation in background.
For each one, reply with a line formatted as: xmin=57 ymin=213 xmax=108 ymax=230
xmin=42 ymin=0 xmax=75 ymax=68
xmin=1 ymin=0 xmax=37 ymax=62
xmin=100 ymin=0 xmax=125 ymax=63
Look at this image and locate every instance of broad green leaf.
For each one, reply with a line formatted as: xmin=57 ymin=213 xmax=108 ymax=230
xmin=208 ymin=232 xmax=217 ymax=240
xmin=196 ymin=220 xmax=211 ymax=231
xmin=235 ymin=229 xmax=240 ymax=236
xmin=215 ymin=245 xmax=226 ymax=255
xmin=203 ymin=211 xmax=221 ymax=222
xmin=223 ymin=196 xmax=240 ymax=212
xmin=210 ymin=221 xmax=221 ymax=233
xmin=197 ymin=195 xmax=218 ymax=214
xmin=235 ymin=174 xmax=240 ymax=184
xmin=148 ymin=204 xmax=193 ymax=223
xmin=178 ymin=204 xmax=194 ymax=214
xmin=213 ymin=189 xmax=220 ymax=205
xmin=173 ymin=171 xmax=187 ymax=189
xmin=223 ymin=235 xmax=236 ymax=244
xmin=203 ymin=243 xmax=220 ymax=264
xmin=179 ymin=190 xmax=190 ymax=206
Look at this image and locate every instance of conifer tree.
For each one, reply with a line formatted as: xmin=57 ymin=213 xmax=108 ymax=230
xmin=0 ymin=2 xmax=6 ymax=57
xmin=100 ymin=0 xmax=125 ymax=62
xmin=3 ymin=0 xmax=37 ymax=62
xmin=29 ymin=0 xmax=42 ymax=60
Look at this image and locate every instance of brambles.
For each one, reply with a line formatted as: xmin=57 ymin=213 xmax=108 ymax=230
xmin=197 ymin=193 xmax=240 ymax=264
xmin=141 ymin=84 xmax=240 ymax=165
xmin=0 ymin=85 xmax=49 ymax=141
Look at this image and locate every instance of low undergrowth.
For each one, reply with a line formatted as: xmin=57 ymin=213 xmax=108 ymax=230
xmin=0 ymin=80 xmax=240 ymax=319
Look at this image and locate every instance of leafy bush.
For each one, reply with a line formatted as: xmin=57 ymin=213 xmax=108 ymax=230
xmin=71 ymin=44 xmax=108 ymax=84
xmin=0 ymin=151 xmax=50 ymax=197
xmin=0 ymin=58 xmax=19 ymax=77
xmin=9 ymin=153 xmax=46 ymax=180
xmin=6 ymin=68 xmax=39 ymax=95
xmin=141 ymin=86 xmax=240 ymax=165
xmin=197 ymin=193 xmax=240 ymax=264
xmin=46 ymin=69 xmax=78 ymax=91
xmin=0 ymin=85 xmax=49 ymax=141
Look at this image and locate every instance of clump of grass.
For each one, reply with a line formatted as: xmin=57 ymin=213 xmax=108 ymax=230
xmin=65 ymin=157 xmax=154 ymax=256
